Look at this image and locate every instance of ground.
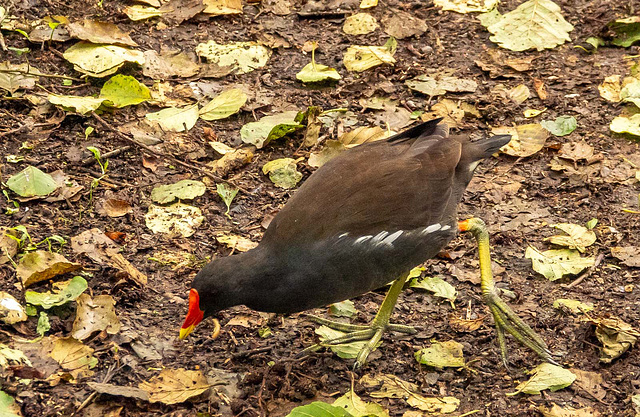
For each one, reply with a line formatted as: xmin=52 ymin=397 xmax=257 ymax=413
xmin=1 ymin=0 xmax=639 ymax=416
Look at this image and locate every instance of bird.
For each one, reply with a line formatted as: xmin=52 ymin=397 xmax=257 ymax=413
xmin=179 ymin=118 xmax=555 ymax=368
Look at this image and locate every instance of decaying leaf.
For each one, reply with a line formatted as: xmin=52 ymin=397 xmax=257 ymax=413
xmin=145 ymin=104 xmax=199 ymax=132
xmin=47 ymin=336 xmax=98 ymax=378
xmin=508 ymin=363 xmax=576 ymax=395
xmin=525 ymin=246 xmax=594 ymax=281
xmin=71 ymin=294 xmax=122 ymax=340
xmin=196 ymin=41 xmax=271 ymax=75
xmin=406 ymin=73 xmax=477 ymax=96
xmin=382 ymin=11 xmax=427 ymax=39
xmin=610 ymin=246 xmax=640 ymax=267
xmin=584 ymin=315 xmax=639 ymax=363
xmin=0 ymin=344 xmax=31 ymax=368
xmin=409 ymin=276 xmax=457 ymax=305
xmin=145 ymin=203 xmax=204 ymax=238
xmin=0 ymin=292 xmax=27 ymax=324
xmin=16 ymin=250 xmax=82 ymax=288
xmin=7 ymin=166 xmax=58 ymax=198
xmin=240 ymin=111 xmax=304 ymax=148
xmin=571 ymin=368 xmax=607 ymax=402
xmin=599 ymin=75 xmax=621 ymax=102
xmin=71 ymin=229 xmax=148 ymax=285
xmin=546 ymin=223 xmax=596 ymax=252
xmin=343 ymin=39 xmax=396 ymax=72
xmin=142 ymin=49 xmax=200 ymax=79
xmin=66 ymin=19 xmax=138 ymax=46
xmin=434 ymin=0 xmax=498 ymax=13
xmin=493 ymin=124 xmax=548 ymax=157
xmin=63 ymin=42 xmax=145 ymax=78
xmin=552 ymin=299 xmax=593 ymax=314
xmin=139 ymin=368 xmax=214 ymax=404
xmin=485 ymin=0 xmax=574 ymax=52
xmin=216 ymin=234 xmax=258 ymax=252
xmin=448 ymin=313 xmax=485 ymax=332
xmin=100 ymin=198 xmax=133 ymax=218
xmin=539 ymin=403 xmax=599 ymax=417
xmin=557 ymin=142 xmax=594 ymax=162
xmin=343 ymin=13 xmax=378 ymax=35
xmin=333 ymin=390 xmax=389 ymax=417
xmin=150 ymin=180 xmax=207 ymax=204
xmin=415 ymin=340 xmax=465 ymax=368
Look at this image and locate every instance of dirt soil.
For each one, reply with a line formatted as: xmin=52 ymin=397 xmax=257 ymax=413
xmin=1 ymin=0 xmax=640 ymax=416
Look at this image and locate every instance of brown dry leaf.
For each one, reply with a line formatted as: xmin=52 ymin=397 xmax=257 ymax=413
xmin=475 ymin=48 xmax=535 ymax=78
xmin=539 ymin=403 xmax=599 ymax=417
xmin=46 ymin=336 xmax=98 ymax=378
xmin=425 ymin=99 xmax=465 ymax=128
xmin=44 ymin=170 xmax=84 ymax=203
xmin=584 ymin=315 xmax=639 ymax=363
xmin=66 ymin=19 xmax=138 ymax=46
xmin=263 ymin=0 xmax=291 ymax=15
xmin=598 ymin=75 xmax=621 ymax=103
xmin=159 ymin=0 xmax=205 ymax=26
xmin=143 ymin=50 xmax=200 ymax=80
xmin=448 ymin=313 xmax=485 ymax=332
xmin=87 ymin=382 xmax=150 ymax=402
xmin=16 ymin=250 xmax=82 ymax=288
xmin=101 ymin=199 xmax=133 ymax=218
xmin=339 ymin=126 xmax=391 ymax=147
xmin=0 ymin=227 xmax=19 ymax=265
xmin=227 ymin=314 xmax=265 ymax=327
xmin=382 ymin=11 xmax=427 ymax=39
xmin=611 ymin=246 xmax=640 ymax=267
xmin=533 ymin=78 xmax=548 ymax=100
xmin=308 ymin=140 xmax=347 ymax=168
xmin=71 ymin=294 xmax=122 ymax=340
xmin=202 ymin=0 xmax=243 ymax=15
xmin=139 ymin=368 xmax=213 ymax=404
xmin=216 ymin=234 xmax=258 ymax=252
xmin=558 ymin=142 xmax=594 ymax=162
xmin=71 ymin=229 xmax=147 ymax=286
xmin=493 ymin=124 xmax=548 ymax=157
xmin=570 ymin=369 xmax=606 ymax=401
xmin=207 ymin=147 xmax=254 ymax=176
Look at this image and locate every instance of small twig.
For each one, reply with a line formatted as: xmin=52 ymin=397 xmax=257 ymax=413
xmin=90 ymin=112 xmax=249 ymax=193
xmin=231 ymin=346 xmax=272 ymax=359
xmin=72 ymin=363 xmax=121 ymax=416
xmin=562 ymin=252 xmax=604 ymax=289
xmin=2 ymin=67 xmax=82 ymax=81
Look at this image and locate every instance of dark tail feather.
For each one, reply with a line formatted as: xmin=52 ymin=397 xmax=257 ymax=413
xmin=387 ymin=118 xmax=444 ymax=143
xmin=475 ymin=134 xmax=511 ymax=159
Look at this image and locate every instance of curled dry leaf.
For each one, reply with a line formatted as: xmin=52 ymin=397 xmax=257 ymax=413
xmin=216 ymin=234 xmax=258 ymax=252
xmin=539 ymin=403 xmax=599 ymax=417
xmin=101 ymin=198 xmax=133 ymax=217
xmin=448 ymin=313 xmax=485 ymax=332
xmin=0 ymin=227 xmax=19 ymax=265
xmin=584 ymin=315 xmax=639 ymax=363
xmin=46 ymin=336 xmax=98 ymax=377
xmin=0 ymin=292 xmax=28 ymax=324
xmin=16 ymin=250 xmax=82 ymax=288
xmin=546 ymin=223 xmax=596 ymax=252
xmin=66 ymin=19 xmax=138 ymax=46
xmin=72 ymin=294 xmax=122 ymax=340
xmin=557 ymin=142 xmax=594 ymax=162
xmin=493 ymin=124 xmax=548 ymax=157
xmin=508 ymin=363 xmax=576 ymax=395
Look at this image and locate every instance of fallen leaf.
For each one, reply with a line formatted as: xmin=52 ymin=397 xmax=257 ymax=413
xmin=539 ymin=403 xmax=599 ymax=417
xmin=598 ymin=75 xmax=621 ymax=102
xmin=382 ymin=11 xmax=427 ymax=39
xmin=139 ymin=368 xmax=213 ymax=404
xmin=63 ymin=42 xmax=145 ymax=78
xmin=333 ymin=390 xmax=389 ymax=417
xmin=611 ymin=246 xmax=640 ymax=267
xmin=101 ymin=198 xmax=133 ymax=218
xmin=216 ymin=234 xmax=258 ymax=252
xmin=415 ymin=340 xmax=465 ymax=368
xmin=25 ymin=276 xmax=87 ymax=309
xmin=409 ymin=276 xmax=457 ymax=305
xmin=202 ymin=0 xmax=243 ymax=15
xmin=552 ymin=299 xmax=593 ymax=314
xmin=296 ymin=48 xmax=341 ymax=83
xmin=196 ymin=41 xmax=271 ymax=75
xmin=199 ymin=88 xmax=247 ymax=120
xmin=434 ymin=0 xmax=498 ymax=13
xmin=262 ymin=158 xmax=302 ymax=189
xmin=16 ymin=251 xmax=82 ymax=288
xmin=7 ymin=166 xmax=58 ymax=198
xmin=145 ymin=203 xmax=204 ymax=238
xmin=448 ymin=314 xmax=485 ymax=332
xmin=150 ymin=180 xmax=206 ymax=204
xmin=343 ymin=13 xmax=378 ymax=35
xmin=493 ymin=124 xmax=548 ymax=157
xmin=66 ymin=19 xmax=138 ymax=46
xmin=142 ymin=49 xmax=200 ymax=79
xmin=541 ymin=116 xmax=577 ymax=136
xmin=584 ymin=315 xmax=639 ymax=363
xmin=406 ymin=73 xmax=478 ymax=96
xmin=0 ymin=344 xmax=31 ymax=368
xmin=329 ymin=300 xmax=357 ymax=318
xmin=486 ymin=0 xmax=573 ymax=52
xmin=524 ymin=108 xmax=546 ymax=118
xmin=0 ymin=227 xmax=19 ymax=265
xmin=570 ymin=368 xmax=606 ymax=401
xmin=0 ymin=390 xmax=21 ymax=417
xmin=0 ymin=292 xmax=27 ymax=324
xmin=508 ymin=363 xmax=576 ymax=395
xmin=546 ymin=223 xmax=596 ymax=252
xmin=145 ymin=104 xmax=199 ymax=132
xmin=316 ymin=326 xmax=377 ymax=359
xmin=287 ymin=402 xmax=353 ymax=417
xmin=557 ymin=142 xmax=594 ymax=162
xmin=240 ymin=111 xmax=303 ymax=148
xmin=99 ymin=74 xmax=151 ymax=108
xmin=47 ymin=336 xmax=98 ymax=377
xmin=609 ymin=16 xmax=640 ymax=47
xmin=71 ymin=294 xmax=122 ymax=340
xmin=87 ymin=382 xmax=150 ymax=402
xmin=533 ymin=78 xmax=548 ymax=100
xmin=343 ymin=39 xmax=396 ymax=72
xmin=525 ymin=246 xmax=594 ymax=281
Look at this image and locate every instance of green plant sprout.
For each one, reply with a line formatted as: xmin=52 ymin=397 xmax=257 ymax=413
xmin=86 ymin=146 xmax=109 ymax=204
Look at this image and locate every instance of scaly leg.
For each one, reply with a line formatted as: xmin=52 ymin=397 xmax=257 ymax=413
xmin=459 ymin=218 xmax=557 ymax=366
xmin=300 ymin=272 xmax=416 ymax=369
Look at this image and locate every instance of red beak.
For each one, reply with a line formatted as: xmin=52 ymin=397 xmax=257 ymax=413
xmin=179 ymin=289 xmax=204 ymax=340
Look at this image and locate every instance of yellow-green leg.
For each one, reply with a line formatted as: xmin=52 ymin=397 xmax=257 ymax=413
xmin=301 ymin=272 xmax=416 ymax=369
xmin=459 ymin=218 xmax=557 ymax=366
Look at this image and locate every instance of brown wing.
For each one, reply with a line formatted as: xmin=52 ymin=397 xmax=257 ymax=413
xmin=262 ymin=135 xmax=463 ymax=246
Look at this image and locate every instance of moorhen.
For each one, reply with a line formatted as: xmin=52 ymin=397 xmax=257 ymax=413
xmin=180 ymin=118 xmax=555 ymax=367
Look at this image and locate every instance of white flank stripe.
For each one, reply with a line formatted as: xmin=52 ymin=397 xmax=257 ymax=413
xmin=382 ymin=230 xmax=403 ymax=246
xmin=422 ymin=223 xmax=441 ymax=234
xmin=354 ymin=235 xmax=372 ymax=244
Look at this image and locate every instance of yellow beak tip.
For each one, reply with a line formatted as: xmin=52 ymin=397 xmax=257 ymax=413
xmin=179 ymin=325 xmax=194 ymax=340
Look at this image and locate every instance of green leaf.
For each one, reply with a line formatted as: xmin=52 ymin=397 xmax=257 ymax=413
xmin=486 ymin=0 xmax=574 ymax=52
xmin=240 ymin=111 xmax=304 ymax=148
xmin=620 ymin=78 xmax=640 ymax=107
xmin=609 ymin=16 xmax=640 ymax=47
xmin=37 ymin=311 xmax=50 ymax=336
xmin=258 ymin=327 xmax=272 ymax=338
xmin=150 ymin=180 xmax=206 ymax=204
xmin=216 ymin=183 xmax=238 ymax=217
xmin=409 ymin=276 xmax=457 ymax=305
xmin=99 ymin=74 xmax=151 ymax=108
xmin=6 ymin=166 xmax=58 ymax=197
xmin=296 ymin=46 xmax=341 ymax=83
xmin=525 ymin=246 xmax=595 ymax=281
xmin=329 ymin=300 xmax=357 ymax=318
xmin=0 ymin=390 xmax=21 ymax=417
xmin=63 ymin=41 xmax=145 ymax=78
xmin=48 ymin=94 xmax=109 ymax=114
xmin=24 ymin=276 xmax=88 ymax=309
xmin=540 ymin=116 xmax=577 ymax=136
xmin=415 ymin=340 xmax=465 ymax=368
xmin=199 ymin=88 xmax=247 ymax=121
xmin=507 ymin=363 xmax=575 ymax=395
xmin=262 ymin=158 xmax=303 ymax=189
xmin=287 ymin=401 xmax=354 ymax=417
xmin=586 ymin=218 xmax=598 ymax=229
